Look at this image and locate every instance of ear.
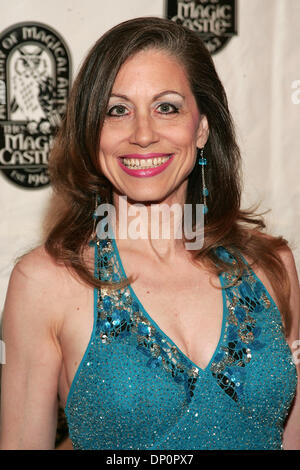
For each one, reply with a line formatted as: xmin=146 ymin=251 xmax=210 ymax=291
xmin=196 ymin=115 xmax=209 ymax=148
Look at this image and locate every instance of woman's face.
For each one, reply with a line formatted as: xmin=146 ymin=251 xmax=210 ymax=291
xmin=98 ymin=48 xmax=209 ymax=204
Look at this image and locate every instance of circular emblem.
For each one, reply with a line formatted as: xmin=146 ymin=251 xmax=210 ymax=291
xmin=0 ymin=22 xmax=71 ymax=189
xmin=166 ymin=0 xmax=237 ymax=55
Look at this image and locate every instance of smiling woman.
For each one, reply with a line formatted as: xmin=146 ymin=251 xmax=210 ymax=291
xmin=98 ymin=49 xmax=208 ymax=203
xmin=0 ymin=17 xmax=299 ymax=451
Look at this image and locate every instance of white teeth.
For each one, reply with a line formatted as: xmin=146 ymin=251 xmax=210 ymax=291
xmin=122 ymin=156 xmax=170 ymax=169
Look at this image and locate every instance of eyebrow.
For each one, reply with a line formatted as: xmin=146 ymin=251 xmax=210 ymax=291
xmin=109 ymin=90 xmax=185 ymax=101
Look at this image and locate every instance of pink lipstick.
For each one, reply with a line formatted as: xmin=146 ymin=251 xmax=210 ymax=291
xmin=118 ymin=153 xmax=174 ymax=178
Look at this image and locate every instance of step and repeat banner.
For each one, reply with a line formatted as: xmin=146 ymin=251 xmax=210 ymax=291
xmin=0 ymin=0 xmax=299 ymax=314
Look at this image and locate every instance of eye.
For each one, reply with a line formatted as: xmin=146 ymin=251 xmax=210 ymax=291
xmin=156 ymin=103 xmax=179 ymax=114
xmin=106 ymin=104 xmax=129 ymax=117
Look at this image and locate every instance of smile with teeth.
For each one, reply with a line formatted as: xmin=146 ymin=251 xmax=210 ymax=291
xmin=121 ymin=156 xmax=171 ymax=169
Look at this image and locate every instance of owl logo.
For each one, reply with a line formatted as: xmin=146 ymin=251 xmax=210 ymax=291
xmin=0 ymin=21 xmax=71 ymax=189
xmin=9 ymin=45 xmax=59 ymax=129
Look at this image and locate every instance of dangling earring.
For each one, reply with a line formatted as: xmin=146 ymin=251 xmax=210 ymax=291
xmin=89 ymin=193 xmax=101 ymax=246
xmin=198 ymin=147 xmax=208 ymax=215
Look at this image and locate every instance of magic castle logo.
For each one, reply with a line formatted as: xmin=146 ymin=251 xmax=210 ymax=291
xmin=0 ymin=22 xmax=71 ymax=189
xmin=166 ymin=0 xmax=237 ymax=54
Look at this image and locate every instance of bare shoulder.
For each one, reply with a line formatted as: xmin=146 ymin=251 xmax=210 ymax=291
xmin=12 ymin=242 xmax=95 ymax=282
xmin=277 ymin=245 xmax=300 ymax=341
xmin=244 ymin=242 xmax=300 ymax=329
xmin=4 ymin=245 xmax=77 ymax=333
xmin=275 ymin=245 xmax=300 ymax=306
xmin=9 ymin=244 xmax=84 ymax=293
xmin=276 ymin=245 xmax=299 ymax=278
xmin=12 ymin=244 xmax=67 ymax=282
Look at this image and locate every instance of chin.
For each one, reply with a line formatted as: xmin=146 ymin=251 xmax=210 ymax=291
xmin=118 ymin=185 xmax=171 ymax=203
xmin=126 ymin=192 xmax=168 ymax=205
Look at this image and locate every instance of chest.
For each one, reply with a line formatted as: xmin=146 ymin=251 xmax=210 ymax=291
xmin=59 ymin=257 xmax=225 ymax=406
xmin=126 ymin=263 xmax=225 ymax=370
xmin=58 ymin=241 xmax=283 ymax=409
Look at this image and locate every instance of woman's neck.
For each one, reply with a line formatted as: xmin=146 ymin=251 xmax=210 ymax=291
xmin=111 ymin=189 xmax=188 ymax=262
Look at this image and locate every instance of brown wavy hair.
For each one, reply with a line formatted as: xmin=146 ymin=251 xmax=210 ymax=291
xmin=44 ymin=17 xmax=292 ymax=335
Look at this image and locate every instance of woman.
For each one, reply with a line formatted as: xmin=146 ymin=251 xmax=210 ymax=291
xmin=0 ymin=17 xmax=299 ymax=450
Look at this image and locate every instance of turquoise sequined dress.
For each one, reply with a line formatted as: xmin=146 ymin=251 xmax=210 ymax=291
xmin=65 ymin=237 xmax=297 ymax=450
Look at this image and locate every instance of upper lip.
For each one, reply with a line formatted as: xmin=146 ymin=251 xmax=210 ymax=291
xmin=119 ymin=153 xmax=172 ymax=159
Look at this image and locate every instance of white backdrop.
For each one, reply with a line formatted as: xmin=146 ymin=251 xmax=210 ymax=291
xmin=0 ymin=0 xmax=299 ymax=316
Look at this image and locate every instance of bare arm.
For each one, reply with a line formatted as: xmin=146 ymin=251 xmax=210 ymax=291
xmin=281 ymin=248 xmax=300 ymax=450
xmin=0 ymin=248 xmax=63 ymax=449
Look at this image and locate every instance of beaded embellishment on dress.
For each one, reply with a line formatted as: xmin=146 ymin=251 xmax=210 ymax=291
xmin=94 ymin=238 xmax=288 ymax=406
xmin=96 ymin=238 xmax=199 ymax=403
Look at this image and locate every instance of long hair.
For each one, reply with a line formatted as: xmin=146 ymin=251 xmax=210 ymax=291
xmin=44 ymin=17 xmax=292 ymax=335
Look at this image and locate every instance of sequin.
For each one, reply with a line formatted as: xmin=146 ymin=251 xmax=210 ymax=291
xmin=64 ymin=239 xmax=298 ymax=450
xmin=95 ymin=240 xmax=200 ymax=403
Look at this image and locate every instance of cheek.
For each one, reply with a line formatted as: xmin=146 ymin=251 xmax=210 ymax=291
xmin=168 ymin=112 xmax=201 ymax=147
xmin=172 ymin=122 xmax=199 ymax=150
xmin=99 ymin=122 xmax=125 ymax=155
xmin=188 ymin=113 xmax=202 ymax=143
xmin=99 ymin=134 xmax=113 ymax=157
xmin=98 ymin=135 xmax=113 ymax=175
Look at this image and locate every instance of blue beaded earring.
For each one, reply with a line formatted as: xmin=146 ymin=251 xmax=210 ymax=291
xmin=198 ymin=147 xmax=208 ymax=215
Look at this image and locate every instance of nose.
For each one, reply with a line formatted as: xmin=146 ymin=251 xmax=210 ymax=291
xmin=129 ymin=112 xmax=159 ymax=147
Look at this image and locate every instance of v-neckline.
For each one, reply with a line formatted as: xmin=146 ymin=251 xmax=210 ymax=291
xmin=110 ymin=236 xmax=228 ymax=374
